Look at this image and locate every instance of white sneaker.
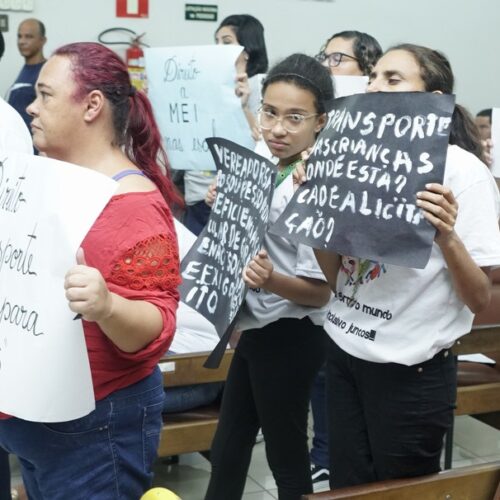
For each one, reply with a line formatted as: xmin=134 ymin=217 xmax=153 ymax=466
xmin=311 ymin=463 xmax=330 ymax=492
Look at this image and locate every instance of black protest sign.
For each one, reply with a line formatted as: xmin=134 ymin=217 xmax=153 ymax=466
xmin=179 ymin=138 xmax=276 ymax=335
xmin=270 ymin=92 xmax=456 ymax=269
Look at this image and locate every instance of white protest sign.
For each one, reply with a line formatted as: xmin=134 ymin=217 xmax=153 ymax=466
xmin=333 ymin=75 xmax=368 ymax=98
xmin=0 ymin=151 xmax=117 ymax=422
xmin=145 ymin=45 xmax=254 ymax=170
xmin=0 ymin=97 xmax=33 ymax=155
xmin=491 ymin=108 xmax=500 ymax=177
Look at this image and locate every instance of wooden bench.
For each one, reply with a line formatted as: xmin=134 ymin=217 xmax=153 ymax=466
xmin=443 ymin=325 xmax=500 ymax=468
xmin=157 ymin=350 xmax=233 ymax=457
xmin=300 ymin=461 xmax=500 ymax=499
xmin=453 ymin=325 xmax=500 ymax=419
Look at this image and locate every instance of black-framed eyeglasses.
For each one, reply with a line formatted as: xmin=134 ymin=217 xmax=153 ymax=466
xmin=258 ymin=107 xmax=318 ymax=134
xmin=315 ymin=51 xmax=359 ymax=68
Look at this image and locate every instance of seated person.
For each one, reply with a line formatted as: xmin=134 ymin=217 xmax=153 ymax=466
xmin=163 ymin=302 xmax=223 ymax=413
xmin=162 ymin=220 xmax=223 ymax=414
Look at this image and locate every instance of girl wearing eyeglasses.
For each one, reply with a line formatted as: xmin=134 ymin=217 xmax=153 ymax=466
xmin=316 ymin=30 xmax=382 ymax=77
xmin=205 ymin=54 xmax=334 ymax=500
xmin=314 ymin=44 xmax=500 ymax=488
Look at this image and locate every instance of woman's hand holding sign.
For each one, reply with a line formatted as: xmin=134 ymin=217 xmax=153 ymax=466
xmin=292 ymin=148 xmax=312 ymax=190
xmin=416 ymin=183 xmax=458 ymax=245
xmin=243 ymin=249 xmax=274 ymax=289
xmin=205 ymin=181 xmax=217 ymax=207
xmin=235 ymin=72 xmax=251 ymax=107
xmin=65 ymin=248 xmax=113 ymax=322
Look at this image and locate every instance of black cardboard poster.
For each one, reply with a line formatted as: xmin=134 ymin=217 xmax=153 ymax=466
xmin=179 ymin=138 xmax=276 ymax=335
xmin=270 ymin=92 xmax=456 ymax=269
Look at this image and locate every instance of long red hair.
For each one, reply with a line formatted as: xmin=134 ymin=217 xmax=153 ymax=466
xmin=54 ymin=42 xmax=184 ymax=210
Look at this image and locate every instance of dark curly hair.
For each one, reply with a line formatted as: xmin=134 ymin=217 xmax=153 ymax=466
xmin=320 ymin=30 xmax=382 ymax=76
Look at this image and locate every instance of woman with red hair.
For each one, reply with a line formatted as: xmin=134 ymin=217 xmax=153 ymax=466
xmin=0 ymin=42 xmax=182 ymax=499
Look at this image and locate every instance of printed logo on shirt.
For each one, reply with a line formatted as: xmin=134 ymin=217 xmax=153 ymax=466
xmin=340 ymin=256 xmax=386 ymax=288
xmin=326 ymin=311 xmax=377 ymax=341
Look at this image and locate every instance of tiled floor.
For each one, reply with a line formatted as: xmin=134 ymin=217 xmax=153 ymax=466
xmin=10 ymin=415 xmax=500 ymax=499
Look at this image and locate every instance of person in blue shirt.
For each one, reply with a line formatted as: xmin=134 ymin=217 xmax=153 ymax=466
xmin=7 ymin=18 xmax=46 ymax=133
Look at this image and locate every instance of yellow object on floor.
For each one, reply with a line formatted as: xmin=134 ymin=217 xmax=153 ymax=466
xmin=140 ymin=487 xmax=181 ymax=500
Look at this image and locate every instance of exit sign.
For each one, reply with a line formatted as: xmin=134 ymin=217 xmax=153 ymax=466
xmin=185 ymin=3 xmax=217 ymax=22
xmin=116 ymin=0 xmax=148 ymax=18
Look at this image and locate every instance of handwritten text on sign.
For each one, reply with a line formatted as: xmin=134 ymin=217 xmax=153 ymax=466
xmin=179 ymin=138 xmax=276 ymax=335
xmin=145 ymin=45 xmax=254 ymax=170
xmin=270 ymin=92 xmax=455 ymax=268
xmin=0 ymin=151 xmax=116 ymax=422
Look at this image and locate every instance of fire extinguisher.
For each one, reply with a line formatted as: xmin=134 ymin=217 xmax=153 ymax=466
xmin=98 ymin=28 xmax=148 ymax=91
xmin=126 ymin=34 xmax=147 ymax=91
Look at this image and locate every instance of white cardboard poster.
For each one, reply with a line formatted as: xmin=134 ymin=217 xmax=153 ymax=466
xmin=332 ymin=75 xmax=369 ymax=98
xmin=145 ymin=45 xmax=254 ymax=170
xmin=0 ymin=97 xmax=33 ymax=154
xmin=0 ymin=150 xmax=117 ymax=422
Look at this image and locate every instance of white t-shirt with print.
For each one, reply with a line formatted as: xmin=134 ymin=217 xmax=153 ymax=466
xmin=238 ymin=174 xmax=330 ymax=331
xmin=324 ymin=145 xmax=500 ymax=366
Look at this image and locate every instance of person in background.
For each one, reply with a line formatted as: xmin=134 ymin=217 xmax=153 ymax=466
xmin=205 ymin=53 xmax=333 ymax=500
xmin=475 ymin=108 xmax=492 ymax=141
xmin=183 ymin=14 xmax=268 ymax=235
xmin=162 ymin=221 xmax=223 ymax=414
xmin=315 ymin=30 xmax=382 ymax=77
xmin=315 ymin=44 xmax=500 ymax=489
xmin=0 ymin=42 xmax=182 ymax=498
xmin=308 ymin=29 xmax=382 ymax=491
xmin=215 ymin=14 xmax=269 ymax=134
xmin=6 ymin=19 xmax=46 ymax=133
xmin=475 ymin=109 xmax=495 ymax=170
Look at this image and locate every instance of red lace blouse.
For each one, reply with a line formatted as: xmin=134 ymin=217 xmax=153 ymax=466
xmin=81 ymin=189 xmax=180 ymax=401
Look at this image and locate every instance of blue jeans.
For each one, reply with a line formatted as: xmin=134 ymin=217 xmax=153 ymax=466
xmin=0 ymin=368 xmax=164 ymax=500
xmin=163 ymin=382 xmax=223 ymax=414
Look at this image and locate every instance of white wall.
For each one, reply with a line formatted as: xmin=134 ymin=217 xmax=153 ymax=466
xmin=1 ymin=0 xmax=498 ymax=113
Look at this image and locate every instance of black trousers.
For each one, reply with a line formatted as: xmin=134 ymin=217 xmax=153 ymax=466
xmin=326 ymin=338 xmax=457 ymax=488
xmin=205 ymin=317 xmax=327 ymax=500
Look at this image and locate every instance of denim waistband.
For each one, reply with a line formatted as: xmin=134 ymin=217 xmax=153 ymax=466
xmin=102 ymin=367 xmax=163 ymax=410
